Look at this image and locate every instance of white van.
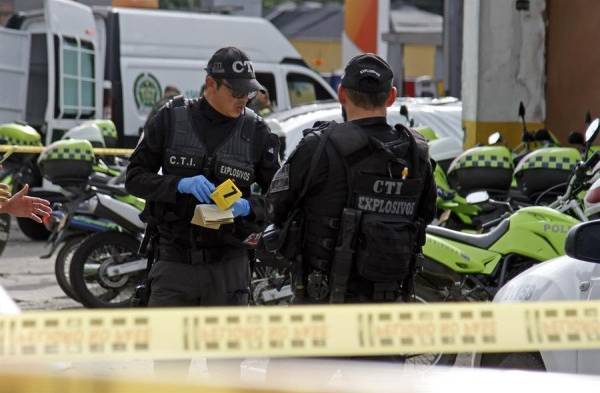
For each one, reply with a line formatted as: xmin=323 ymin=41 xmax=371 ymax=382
xmin=0 ymin=0 xmax=337 ymax=147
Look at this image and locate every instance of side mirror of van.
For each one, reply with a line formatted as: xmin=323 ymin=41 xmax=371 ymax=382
xmin=565 ymin=221 xmax=600 ymax=263
xmin=466 ymin=191 xmax=490 ymax=205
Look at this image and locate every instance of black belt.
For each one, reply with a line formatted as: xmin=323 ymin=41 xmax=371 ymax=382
xmin=159 ymin=245 xmax=234 ymax=265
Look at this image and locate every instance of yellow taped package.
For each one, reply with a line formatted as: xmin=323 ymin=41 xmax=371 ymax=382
xmin=2 ymin=301 xmax=600 ymax=362
xmin=211 ymin=179 xmax=242 ymax=210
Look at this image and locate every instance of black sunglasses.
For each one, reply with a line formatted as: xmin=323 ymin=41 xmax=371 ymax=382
xmin=221 ymin=80 xmax=258 ymax=99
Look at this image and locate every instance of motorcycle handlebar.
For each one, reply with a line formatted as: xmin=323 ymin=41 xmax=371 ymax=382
xmin=481 ymin=213 xmax=510 ymax=231
xmin=585 ymin=151 xmax=600 ymax=169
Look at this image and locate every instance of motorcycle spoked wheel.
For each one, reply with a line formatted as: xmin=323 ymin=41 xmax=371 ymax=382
xmin=54 ymin=235 xmax=87 ymax=301
xmin=69 ymin=231 xmax=143 ymax=308
xmin=400 ymin=292 xmax=458 ymax=367
xmin=0 ymin=214 xmax=10 ymax=256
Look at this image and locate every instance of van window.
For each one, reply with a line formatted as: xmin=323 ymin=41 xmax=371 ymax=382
xmin=255 ymin=72 xmax=277 ymax=107
xmin=286 ymin=72 xmax=334 ymax=108
xmin=57 ymin=36 xmax=95 ymax=119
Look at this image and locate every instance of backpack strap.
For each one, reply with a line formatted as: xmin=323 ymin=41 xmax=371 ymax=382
xmin=289 ymin=122 xmax=335 ymax=212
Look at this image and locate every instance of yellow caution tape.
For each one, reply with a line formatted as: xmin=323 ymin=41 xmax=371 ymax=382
xmin=0 ymin=371 xmax=251 ymax=393
xmin=0 ymin=145 xmax=134 ymax=156
xmin=2 ymin=301 xmax=600 ymax=362
xmin=211 ymin=179 xmax=242 ymax=210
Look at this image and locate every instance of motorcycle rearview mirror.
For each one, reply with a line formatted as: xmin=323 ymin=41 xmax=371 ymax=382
xmin=518 ymin=102 xmax=526 ymax=119
xmin=518 ymin=101 xmax=529 ymax=139
xmin=568 ymin=131 xmax=585 ymax=146
xmin=400 ymin=104 xmax=409 ymax=118
xmin=534 ymin=128 xmax=552 ymax=142
xmin=488 ymin=132 xmax=502 ymax=145
xmin=400 ymin=105 xmax=413 ymax=125
xmin=565 ymin=221 xmax=600 ymax=263
xmin=585 ymin=118 xmax=600 ymax=144
xmin=466 ymin=190 xmax=490 ymax=205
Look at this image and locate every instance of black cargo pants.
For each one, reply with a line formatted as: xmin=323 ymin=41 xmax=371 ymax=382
xmin=147 ymin=246 xmax=249 ymax=380
xmin=148 ymin=247 xmax=250 ymax=307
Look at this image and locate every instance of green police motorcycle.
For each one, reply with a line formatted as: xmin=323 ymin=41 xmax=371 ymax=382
xmin=37 ymin=138 xmax=146 ymax=307
xmin=443 ymin=102 xmax=584 ymax=229
xmin=416 ymin=119 xmax=600 ymax=304
xmin=0 ymin=119 xmax=123 ymax=242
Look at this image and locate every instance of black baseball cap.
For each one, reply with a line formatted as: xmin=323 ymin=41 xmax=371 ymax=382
xmin=205 ymin=47 xmax=262 ymax=94
xmin=341 ymin=53 xmax=394 ymax=93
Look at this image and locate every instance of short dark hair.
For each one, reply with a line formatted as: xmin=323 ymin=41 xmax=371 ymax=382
xmin=345 ymin=87 xmax=390 ymax=109
xmin=164 ymin=85 xmax=180 ymax=97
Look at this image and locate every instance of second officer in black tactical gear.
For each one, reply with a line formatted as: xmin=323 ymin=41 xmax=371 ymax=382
xmin=265 ymin=53 xmax=436 ymax=304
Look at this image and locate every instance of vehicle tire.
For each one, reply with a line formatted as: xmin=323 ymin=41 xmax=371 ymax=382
xmin=54 ymin=236 xmax=86 ymax=301
xmin=0 ymin=213 xmax=10 ymax=256
xmin=402 ymin=292 xmax=458 ymax=367
xmin=69 ymin=231 xmax=143 ymax=308
xmin=480 ymin=352 xmax=545 ymax=371
xmin=17 ymin=217 xmax=50 ymax=241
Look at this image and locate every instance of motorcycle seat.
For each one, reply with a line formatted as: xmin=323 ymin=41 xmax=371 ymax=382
xmin=426 ymin=219 xmax=510 ymax=249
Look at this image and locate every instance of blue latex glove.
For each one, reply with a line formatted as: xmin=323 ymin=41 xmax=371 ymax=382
xmin=232 ymin=198 xmax=251 ymax=217
xmin=177 ymin=175 xmax=215 ymax=203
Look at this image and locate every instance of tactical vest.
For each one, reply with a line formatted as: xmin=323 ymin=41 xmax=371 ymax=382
xmin=303 ymin=122 xmax=427 ymax=282
xmin=152 ymin=97 xmax=260 ymax=242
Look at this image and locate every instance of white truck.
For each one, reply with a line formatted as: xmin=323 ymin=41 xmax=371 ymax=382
xmin=0 ymin=0 xmax=337 ymax=147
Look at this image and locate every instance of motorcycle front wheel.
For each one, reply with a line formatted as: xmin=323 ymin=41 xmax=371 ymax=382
xmin=54 ymin=235 xmax=87 ymax=301
xmin=401 ymin=292 xmax=458 ymax=367
xmin=69 ymin=231 xmax=143 ymax=308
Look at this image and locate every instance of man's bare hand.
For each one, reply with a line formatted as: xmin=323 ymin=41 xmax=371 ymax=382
xmin=0 ymin=184 xmax=52 ymax=223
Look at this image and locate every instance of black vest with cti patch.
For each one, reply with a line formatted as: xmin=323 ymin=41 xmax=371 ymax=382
xmin=162 ymin=96 xmax=257 ymax=190
xmin=303 ymin=122 xmax=427 ymax=279
xmin=155 ymin=96 xmax=260 ymax=244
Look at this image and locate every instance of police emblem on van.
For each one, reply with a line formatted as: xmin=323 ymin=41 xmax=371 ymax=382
xmin=134 ymin=73 xmax=162 ymax=112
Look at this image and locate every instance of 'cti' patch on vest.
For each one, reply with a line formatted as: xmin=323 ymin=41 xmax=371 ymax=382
xmin=354 ymin=176 xmax=422 ymax=217
xmin=167 ymin=154 xmax=201 ymax=169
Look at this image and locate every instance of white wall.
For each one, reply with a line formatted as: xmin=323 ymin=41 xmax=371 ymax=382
xmin=462 ymin=0 xmax=546 ymax=124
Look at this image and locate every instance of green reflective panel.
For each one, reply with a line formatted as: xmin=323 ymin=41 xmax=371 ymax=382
xmin=81 ymin=52 xmax=94 ymax=78
xmin=63 ymin=48 xmax=78 ymax=76
xmin=81 ymin=81 xmax=95 ymax=107
xmin=63 ymin=77 xmax=78 ymax=107
xmin=63 ymin=107 xmax=78 ymax=116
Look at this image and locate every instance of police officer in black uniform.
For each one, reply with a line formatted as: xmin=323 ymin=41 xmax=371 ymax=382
xmin=125 ymin=47 xmax=280 ymax=377
xmin=265 ymin=54 xmax=436 ymax=305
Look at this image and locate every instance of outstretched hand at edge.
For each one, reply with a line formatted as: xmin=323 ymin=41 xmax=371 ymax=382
xmin=0 ymin=184 xmax=52 ymax=223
